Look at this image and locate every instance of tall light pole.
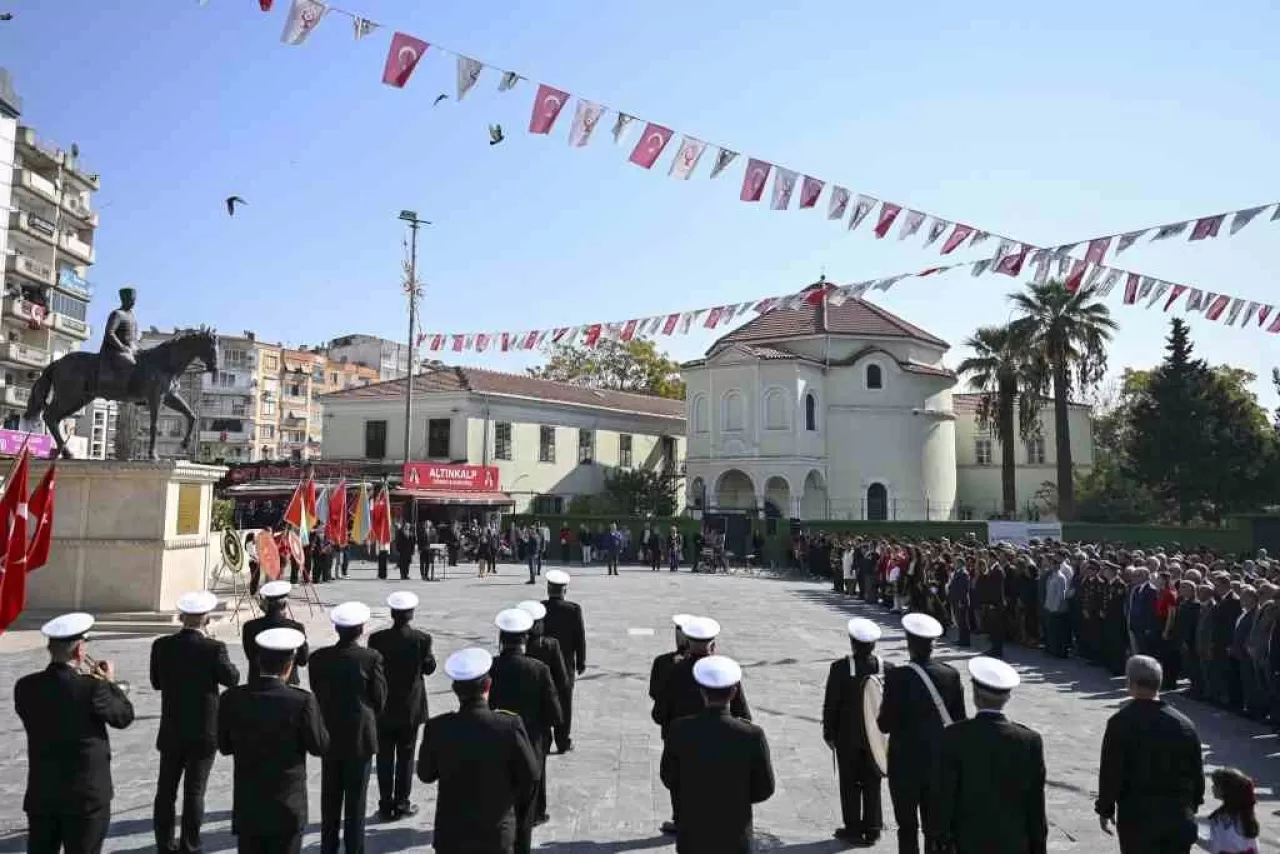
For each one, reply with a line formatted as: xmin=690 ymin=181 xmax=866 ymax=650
xmin=398 ymin=210 xmax=429 ymax=464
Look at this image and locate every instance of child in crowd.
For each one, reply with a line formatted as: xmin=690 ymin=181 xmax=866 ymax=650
xmin=1205 ymin=767 xmax=1259 ymax=854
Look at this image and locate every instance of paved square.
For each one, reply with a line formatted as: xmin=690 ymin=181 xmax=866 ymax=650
xmin=0 ymin=561 xmax=1274 ymax=852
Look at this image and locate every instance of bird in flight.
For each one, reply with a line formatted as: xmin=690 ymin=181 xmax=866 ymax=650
xmin=225 ymin=196 xmax=246 ymax=217
xmin=0 ymin=12 xmax=13 ymax=20
xmin=489 ymin=124 xmax=505 ymax=146
xmin=433 ymin=94 xmax=448 ymax=106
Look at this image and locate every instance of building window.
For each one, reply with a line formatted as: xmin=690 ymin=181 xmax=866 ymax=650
xmin=692 ymin=395 xmax=708 ymax=433
xmin=261 ymin=400 xmax=276 ymax=417
xmin=619 ymin=434 xmax=633 ymax=468
xmin=288 ymin=383 xmax=303 ymax=398
xmin=262 ymin=354 xmax=278 ymax=371
xmin=661 ymin=436 xmax=676 ymax=473
xmin=539 ymin=426 xmax=556 ymax=463
xmin=578 ymin=429 xmax=594 ymax=463
xmin=866 ymin=483 xmax=889 ymax=521
xmin=1026 ymin=436 xmax=1046 ymax=465
xmin=260 ymin=424 xmax=275 ymax=440
xmin=364 ymin=420 xmax=387 ymax=459
xmin=866 ymin=364 xmax=883 ymax=390
xmin=975 ymin=438 xmax=993 ymax=466
xmin=217 ymin=372 xmax=236 ymax=388
xmin=763 ymin=388 xmax=789 ymax=431
xmin=805 ymin=392 xmax=818 ymax=431
xmin=722 ymin=391 xmax=744 ymax=432
xmin=224 ymin=349 xmax=247 ymax=367
xmin=427 ymin=418 xmax=451 ymax=458
xmin=49 ymin=291 xmax=87 ymax=321
xmin=532 ymin=494 xmax=564 ymax=515
xmin=494 ymin=422 xmax=512 ymax=460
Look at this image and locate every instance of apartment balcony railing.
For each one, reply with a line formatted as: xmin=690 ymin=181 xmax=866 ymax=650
xmin=3 ymin=386 xmax=30 ymax=407
xmin=13 ymin=167 xmax=58 ymax=204
xmin=52 ymin=313 xmax=90 ymax=340
xmin=4 ymin=296 xmax=44 ymax=325
xmin=56 ymin=267 xmax=91 ymax=298
xmin=61 ymin=195 xmax=99 ymax=228
xmin=7 ymin=253 xmax=54 ymax=286
xmin=9 ymin=210 xmax=57 ymax=245
xmin=1 ymin=341 xmax=48 ymax=370
xmin=59 ymin=233 xmax=95 ymax=264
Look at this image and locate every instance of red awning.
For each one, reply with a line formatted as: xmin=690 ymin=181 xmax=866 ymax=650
xmin=394 ymin=488 xmax=514 ymax=506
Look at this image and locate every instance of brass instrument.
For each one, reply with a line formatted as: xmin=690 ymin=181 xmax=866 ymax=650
xmin=81 ymin=653 xmax=131 ymax=696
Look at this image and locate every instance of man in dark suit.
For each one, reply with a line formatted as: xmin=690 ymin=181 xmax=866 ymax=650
xmin=823 ymin=617 xmax=891 ymax=847
xmin=151 ymin=590 xmax=240 ymax=853
xmin=308 ymin=602 xmax=387 ymax=854
xmin=488 ymin=608 xmax=563 ymax=854
xmin=368 ymin=591 xmax=435 ymax=821
xmin=518 ymin=599 xmax=571 ymax=818
xmin=1209 ymin=572 xmax=1243 ymax=709
xmin=417 ymin=522 xmax=437 ymax=581
xmin=1096 ymin=654 xmax=1203 ymax=854
xmin=649 ymin=614 xmax=691 ymax=835
xmin=394 ymin=522 xmax=415 ymax=581
xmin=877 ymin=612 xmax=967 ymax=854
xmin=946 ymin=559 xmax=972 ymax=647
xmin=975 ymin=560 xmax=1007 ymax=658
xmin=1127 ymin=567 xmax=1160 ymax=657
xmin=660 ymin=655 xmax=775 ymax=853
xmin=242 ymin=581 xmax=309 ymax=686
xmin=542 ymin=569 xmax=585 ymax=753
xmin=933 ymin=656 xmax=1047 ymax=854
xmin=16 ymin=613 xmax=135 ymax=854
xmin=218 ymin=626 xmax=329 ymax=854
xmin=417 ymin=648 xmax=541 ymax=854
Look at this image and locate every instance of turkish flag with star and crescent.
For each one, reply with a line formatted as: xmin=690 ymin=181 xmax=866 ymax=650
xmin=529 ymin=84 xmax=571 ymax=134
xmin=740 ymin=159 xmax=771 ymax=202
xmin=382 ymin=33 xmax=428 ymax=88
xmin=628 ymin=123 xmax=674 ymax=169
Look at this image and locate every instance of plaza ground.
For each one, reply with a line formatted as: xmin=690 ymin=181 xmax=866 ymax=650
xmin=0 ymin=560 xmax=1274 ymax=852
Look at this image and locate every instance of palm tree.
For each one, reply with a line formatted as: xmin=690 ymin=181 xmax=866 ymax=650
xmin=956 ymin=324 xmax=1037 ymax=517
xmin=1009 ymin=280 xmax=1118 ymax=520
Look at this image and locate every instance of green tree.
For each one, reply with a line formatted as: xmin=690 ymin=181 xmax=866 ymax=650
xmin=956 ymin=324 xmax=1039 ymax=517
xmin=570 ymin=467 xmax=678 ymax=516
xmin=529 ymin=338 xmax=685 ymax=399
xmin=1075 ymin=457 xmax=1159 ymax=523
xmin=1009 ymin=280 xmax=1118 ymax=520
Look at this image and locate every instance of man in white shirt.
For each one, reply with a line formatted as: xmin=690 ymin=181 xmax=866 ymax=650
xmin=1045 ymin=560 xmax=1073 ymax=658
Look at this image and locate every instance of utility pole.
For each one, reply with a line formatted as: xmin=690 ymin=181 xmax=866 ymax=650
xmin=397 ymin=210 xmax=429 ymax=464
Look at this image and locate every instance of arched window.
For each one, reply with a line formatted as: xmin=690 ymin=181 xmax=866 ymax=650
xmin=722 ymin=391 xmax=745 ymax=432
xmin=764 ymin=388 xmax=789 ymax=430
xmin=866 ymin=364 xmax=883 ymax=390
xmin=866 ymin=483 xmax=888 ymax=521
xmin=804 ymin=393 xmax=818 ymax=431
xmin=691 ymin=395 xmax=709 ymax=434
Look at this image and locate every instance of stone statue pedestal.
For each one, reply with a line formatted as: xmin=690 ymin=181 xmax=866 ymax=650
xmin=25 ymin=460 xmax=227 ymax=613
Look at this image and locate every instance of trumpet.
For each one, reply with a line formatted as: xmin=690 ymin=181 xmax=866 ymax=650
xmin=81 ymin=654 xmax=131 ymax=696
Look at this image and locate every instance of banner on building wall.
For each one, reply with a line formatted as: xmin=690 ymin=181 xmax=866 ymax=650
xmin=403 ymin=462 xmax=501 ymax=491
xmin=987 ymin=520 xmax=1063 ymax=546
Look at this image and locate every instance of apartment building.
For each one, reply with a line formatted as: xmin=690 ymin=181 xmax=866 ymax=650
xmin=74 ymin=398 xmax=117 ymax=460
xmin=325 ymin=333 xmax=414 ymax=381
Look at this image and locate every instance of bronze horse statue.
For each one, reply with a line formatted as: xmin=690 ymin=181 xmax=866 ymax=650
xmin=24 ymin=328 xmax=219 ymax=460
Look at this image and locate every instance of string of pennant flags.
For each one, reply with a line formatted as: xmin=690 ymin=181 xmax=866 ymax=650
xmin=244 ymin=0 xmax=1279 ymax=341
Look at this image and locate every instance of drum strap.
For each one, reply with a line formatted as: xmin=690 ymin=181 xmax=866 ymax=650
xmin=848 ymin=653 xmax=882 ymax=679
xmin=907 ymin=662 xmax=953 ymax=727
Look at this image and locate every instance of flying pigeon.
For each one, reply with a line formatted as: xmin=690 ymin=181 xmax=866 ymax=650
xmin=225 ymin=196 xmax=246 ymax=217
xmin=0 ymin=13 xmax=13 ymax=20
xmin=433 ymin=94 xmax=448 ymax=106
xmin=488 ymin=124 xmax=505 ymax=146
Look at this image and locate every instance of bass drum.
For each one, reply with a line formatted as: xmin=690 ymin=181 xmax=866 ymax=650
xmin=861 ymin=676 xmax=889 ymax=776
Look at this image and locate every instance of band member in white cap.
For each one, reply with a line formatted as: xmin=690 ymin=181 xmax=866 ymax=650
xmin=541 ymin=569 xmax=585 ymax=753
xmin=518 ymin=600 xmax=570 ymax=738
xmin=16 ymin=612 xmax=135 ymax=854
xmin=660 ymin=655 xmax=775 ymax=853
xmin=490 ymin=608 xmax=562 ymax=853
xmin=368 ymin=591 xmax=436 ymax=821
xmin=242 ymin=580 xmax=309 ymax=685
xmin=150 ymin=590 xmax=240 ymax=854
xmin=933 ymin=656 xmax=1047 ymax=854
xmin=218 ymin=626 xmax=329 ymax=854
xmin=877 ymin=612 xmax=966 ymax=854
xmin=418 ymin=648 xmax=540 ymax=854
xmin=823 ymin=616 xmax=891 ymax=846
xmin=309 ymin=602 xmax=387 ymax=854
xmin=650 ymin=614 xmax=692 ymax=834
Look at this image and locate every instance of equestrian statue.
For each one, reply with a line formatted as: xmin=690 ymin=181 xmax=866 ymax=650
xmin=23 ymin=287 xmax=218 ymax=460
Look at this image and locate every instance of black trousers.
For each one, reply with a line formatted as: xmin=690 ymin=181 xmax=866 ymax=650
xmin=836 ymin=746 xmax=882 ymax=834
xmin=951 ymin=602 xmax=970 ymax=646
xmin=982 ymin=606 xmax=1005 ymax=658
xmin=236 ymin=832 xmax=301 ymax=854
xmin=397 ymin=556 xmax=411 ymax=581
xmin=888 ymin=768 xmax=936 ymax=854
xmin=418 ymin=550 xmax=433 ymax=580
xmin=533 ymin=735 xmax=550 ymax=819
xmin=320 ymin=757 xmax=371 ymax=854
xmin=1117 ymin=813 xmax=1195 ymax=854
xmin=375 ymin=724 xmax=419 ymax=811
xmin=377 ymin=552 xmax=388 ymax=579
xmin=27 ymin=808 xmax=110 ymax=854
xmin=554 ymin=677 xmax=575 ymax=750
xmin=154 ymin=748 xmax=215 ymax=853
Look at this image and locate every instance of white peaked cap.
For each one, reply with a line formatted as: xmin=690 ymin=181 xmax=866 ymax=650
xmin=257 ymin=627 xmax=305 ymax=652
xmin=681 ymin=616 xmax=720 ymax=641
xmin=846 ymin=617 xmax=881 ymax=643
xmin=41 ymin=612 xmax=94 ymax=640
xmin=331 ymin=601 xmax=372 ymax=628
xmin=672 ymin=613 xmax=693 ymax=628
xmin=693 ymin=655 xmax=742 ymax=689
xmin=968 ymin=656 xmax=1020 ymax=693
xmin=495 ymin=608 xmax=534 ymax=633
xmin=260 ymin=580 xmax=292 ymax=599
xmin=517 ymin=600 xmax=547 ymax=620
xmin=545 ymin=569 xmax=571 ymax=586
xmin=445 ymin=647 xmax=493 ymax=681
xmin=902 ymin=612 xmax=943 ymax=639
xmin=387 ymin=591 xmax=419 ymax=611
xmin=177 ymin=590 xmax=218 ymax=616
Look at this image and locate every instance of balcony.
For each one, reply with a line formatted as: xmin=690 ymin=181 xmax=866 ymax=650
xmin=9 ymin=210 xmax=57 ymax=246
xmin=61 ymin=195 xmax=99 ymax=228
xmin=1 ymin=342 xmax=48 ymax=370
xmin=52 ymin=313 xmax=90 ymax=340
xmin=15 ymin=127 xmax=64 ymax=166
xmin=59 ymin=233 xmax=95 ymax=264
xmin=6 ymin=253 xmax=54 ymax=286
xmin=13 ymin=168 xmax=58 ymax=204
xmin=56 ymin=267 xmax=91 ymax=299
xmin=4 ymin=296 xmax=45 ymax=325
xmin=3 ymin=386 xmax=30 ymax=408
xmin=200 ymin=429 xmax=251 ymax=444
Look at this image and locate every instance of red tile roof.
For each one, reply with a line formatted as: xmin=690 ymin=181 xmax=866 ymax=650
xmin=321 ymin=366 xmax=685 ymax=420
xmin=713 ymin=288 xmax=948 ymax=350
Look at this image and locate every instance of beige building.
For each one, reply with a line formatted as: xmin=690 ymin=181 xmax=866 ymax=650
xmin=319 ymin=366 xmax=686 ymax=514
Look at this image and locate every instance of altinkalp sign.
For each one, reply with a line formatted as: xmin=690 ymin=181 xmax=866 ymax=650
xmin=402 ymin=463 xmax=500 ymax=492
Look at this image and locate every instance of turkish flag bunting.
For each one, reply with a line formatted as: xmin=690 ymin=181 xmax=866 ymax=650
xmin=918 ymin=267 xmax=946 ymax=277
xmin=1190 ymin=214 xmax=1225 ymax=241
xmin=804 ymin=282 xmax=835 ymax=305
xmin=1259 ymin=306 xmax=1274 ymax=328
xmin=451 ymin=335 xmax=464 ymax=352
xmin=382 ymin=33 xmax=429 ymax=88
xmin=995 ymin=244 xmax=1030 ymax=277
xmin=628 ymin=123 xmax=674 ymax=169
xmin=620 ymin=319 xmax=639 ymax=341
xmin=739 ymin=159 xmax=771 ymax=202
xmin=799 ymin=176 xmax=824 ymax=209
xmin=1123 ymin=273 xmax=1139 ymax=304
xmin=873 ymin=203 xmax=902 ymax=239
xmin=584 ymin=324 xmax=602 ymax=347
xmin=1205 ymin=294 xmax=1230 ymax=320
xmin=661 ymin=314 xmax=679 ymax=335
xmin=528 ymin=84 xmax=570 ymax=134
xmin=1064 ymin=260 xmax=1088 ymax=293
xmin=940 ymin=224 xmax=974 ymax=255
xmin=260 ymin=0 xmax=273 ymax=9
xmin=523 ymin=331 xmax=540 ymax=350
xmin=1085 ymin=237 xmax=1111 ymax=264
xmin=1163 ymin=285 xmax=1188 ymax=312
xmin=1268 ymin=312 xmax=1280 ymax=333
xmin=703 ymin=307 xmax=724 ymax=328
xmin=0 ymin=450 xmax=30 ymax=633
xmin=430 ymin=334 xmax=444 ymax=352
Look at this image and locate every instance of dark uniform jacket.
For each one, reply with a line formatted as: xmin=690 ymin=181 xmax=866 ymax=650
xmin=308 ymin=641 xmax=387 ymax=761
xmin=417 ymin=699 xmax=540 ymax=854
xmin=150 ymin=628 xmax=240 ymax=753
xmin=659 ymin=708 xmax=776 ymax=854
xmin=975 ymin=566 xmax=1005 ymax=607
xmin=876 ymin=658 xmax=966 ymax=773
xmin=1209 ymin=591 xmax=1242 ymax=656
xmin=649 ymin=650 xmax=681 ymax=703
xmin=242 ymin=610 xmax=309 ymax=685
xmin=217 ymin=676 xmax=330 ymax=836
xmin=527 ymin=631 xmax=570 ymax=707
xmin=822 ymin=654 xmax=891 ymax=750
xmin=488 ymin=649 xmax=563 ymax=745
xmin=15 ymin=663 xmax=135 ymax=815
xmin=368 ymin=623 xmax=436 ymax=731
xmin=541 ymin=597 xmax=586 ymax=677
xmin=933 ymin=711 xmax=1047 ymax=854
xmin=655 ymin=653 xmax=752 ymax=733
xmin=1095 ymin=698 xmax=1203 ymax=832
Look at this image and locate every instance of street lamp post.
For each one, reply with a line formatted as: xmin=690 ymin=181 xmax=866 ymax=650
xmin=398 ymin=210 xmax=430 ymax=465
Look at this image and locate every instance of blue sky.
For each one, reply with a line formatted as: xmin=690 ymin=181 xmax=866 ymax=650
xmin=4 ymin=0 xmax=1278 ymax=406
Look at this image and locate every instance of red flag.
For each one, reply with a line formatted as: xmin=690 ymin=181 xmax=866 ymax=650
xmin=1085 ymin=237 xmax=1111 ymax=264
xmin=451 ymin=335 xmax=464 ymax=352
xmin=0 ymin=451 xmax=23 ymax=568
xmin=1259 ymin=306 xmax=1274 ymax=328
xmin=628 ymin=123 xmax=673 ymax=169
xmin=302 ymin=479 xmax=317 ymax=527
xmin=369 ymin=486 xmax=392 ymax=547
xmin=1123 ymin=273 xmax=1140 ymax=304
xmin=429 ymin=335 xmax=444 ymax=352
xmin=25 ymin=464 xmax=55 ymax=571
xmin=523 ymin=330 xmax=540 ymax=350
xmin=1064 ymin=260 xmax=1088 ymax=293
xmin=1205 ymin=294 xmax=1230 ymax=320
xmin=528 ymin=85 xmax=570 ymax=134
xmin=260 ymin=0 xmax=273 ymax=9
xmin=1190 ymin=215 xmax=1225 ymax=241
xmin=703 ymin=307 xmax=724 ymax=328
xmin=918 ymin=266 xmax=946 ymax=277
xmin=326 ymin=479 xmax=348 ymax=547
xmin=661 ymin=314 xmax=679 ymax=335
xmin=1267 ymin=312 xmax=1280 ymax=333
xmin=281 ymin=482 xmax=305 ymax=529
xmin=873 ymin=203 xmax=902 ymax=239
xmin=804 ymin=282 xmax=834 ymax=305
xmin=620 ymin=319 xmax=639 ymax=341
xmin=940 ymin=224 xmax=974 ymax=255
xmin=583 ymin=324 xmax=602 ymax=348
xmin=995 ymin=244 xmax=1030 ymax=277
xmin=0 ymin=451 xmax=31 ymax=632
xmin=739 ymin=159 xmax=771 ymax=202
xmin=798 ymin=176 xmax=824 ymax=209
xmin=382 ymin=33 xmax=429 ymax=88
xmin=1163 ymin=285 xmax=1188 ymax=312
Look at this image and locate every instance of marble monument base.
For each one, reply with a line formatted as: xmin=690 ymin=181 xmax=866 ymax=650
xmin=25 ymin=460 xmax=227 ymax=613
